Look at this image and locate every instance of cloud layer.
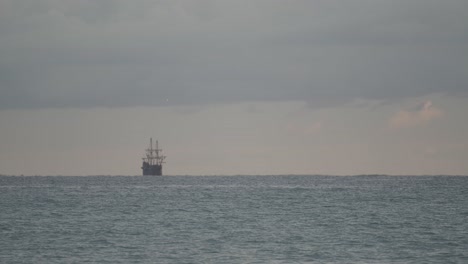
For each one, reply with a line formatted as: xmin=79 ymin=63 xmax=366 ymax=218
xmin=389 ymin=100 xmax=443 ymax=128
xmin=1 ymin=0 xmax=467 ymax=109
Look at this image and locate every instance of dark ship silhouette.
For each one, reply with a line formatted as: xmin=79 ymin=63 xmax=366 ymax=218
xmin=141 ymin=138 xmax=165 ymax=176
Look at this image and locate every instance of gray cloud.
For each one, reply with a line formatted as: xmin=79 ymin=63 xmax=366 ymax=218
xmin=1 ymin=0 xmax=467 ymax=109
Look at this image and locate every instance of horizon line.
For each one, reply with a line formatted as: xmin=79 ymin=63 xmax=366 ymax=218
xmin=1 ymin=174 xmax=467 ymax=177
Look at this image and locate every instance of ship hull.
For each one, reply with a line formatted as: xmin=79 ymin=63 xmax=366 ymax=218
xmin=142 ymin=162 xmax=162 ymax=176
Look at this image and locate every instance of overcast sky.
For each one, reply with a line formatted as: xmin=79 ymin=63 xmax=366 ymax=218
xmin=1 ymin=0 xmax=467 ymax=175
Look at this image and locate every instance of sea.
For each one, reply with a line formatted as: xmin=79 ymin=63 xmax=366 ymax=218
xmin=1 ymin=175 xmax=467 ymax=263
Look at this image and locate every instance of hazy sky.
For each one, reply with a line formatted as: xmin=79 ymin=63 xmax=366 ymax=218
xmin=1 ymin=0 xmax=467 ymax=175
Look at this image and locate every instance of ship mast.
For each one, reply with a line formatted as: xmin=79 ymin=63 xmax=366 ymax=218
xmin=143 ymin=138 xmax=165 ymax=166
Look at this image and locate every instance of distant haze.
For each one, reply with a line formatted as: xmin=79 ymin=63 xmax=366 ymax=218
xmin=1 ymin=1 xmax=467 ymax=175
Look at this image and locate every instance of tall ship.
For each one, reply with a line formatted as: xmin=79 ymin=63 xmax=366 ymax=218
xmin=142 ymin=138 xmax=166 ymax=176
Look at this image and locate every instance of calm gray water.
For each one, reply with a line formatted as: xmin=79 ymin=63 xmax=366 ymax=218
xmin=1 ymin=175 xmax=467 ymax=263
